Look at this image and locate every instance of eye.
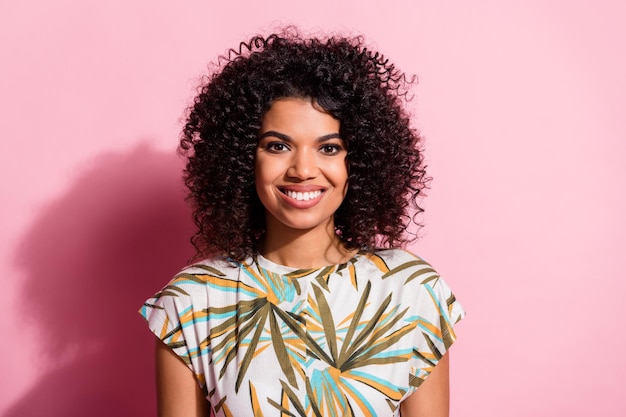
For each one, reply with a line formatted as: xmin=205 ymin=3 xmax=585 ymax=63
xmin=266 ymin=142 xmax=290 ymax=153
xmin=319 ymin=144 xmax=344 ymax=155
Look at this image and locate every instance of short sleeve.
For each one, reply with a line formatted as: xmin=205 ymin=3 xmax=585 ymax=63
xmin=407 ymin=275 xmax=465 ymax=390
xmin=139 ymin=276 xmax=210 ymax=389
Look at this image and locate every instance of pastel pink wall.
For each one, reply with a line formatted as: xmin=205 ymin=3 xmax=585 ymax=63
xmin=1 ymin=1 xmax=624 ymax=416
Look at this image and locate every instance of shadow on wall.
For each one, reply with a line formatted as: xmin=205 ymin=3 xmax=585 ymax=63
xmin=5 ymin=145 xmax=195 ymax=417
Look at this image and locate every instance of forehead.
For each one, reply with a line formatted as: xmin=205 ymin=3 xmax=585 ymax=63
xmin=260 ymin=98 xmax=340 ymax=137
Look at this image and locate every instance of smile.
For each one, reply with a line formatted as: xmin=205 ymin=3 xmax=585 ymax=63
xmin=282 ymin=189 xmax=324 ymax=201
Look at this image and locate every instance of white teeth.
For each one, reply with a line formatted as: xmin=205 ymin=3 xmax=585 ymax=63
xmin=285 ymin=190 xmax=322 ymax=201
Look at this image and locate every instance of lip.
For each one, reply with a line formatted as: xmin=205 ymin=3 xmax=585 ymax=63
xmin=277 ymin=185 xmax=327 ymax=208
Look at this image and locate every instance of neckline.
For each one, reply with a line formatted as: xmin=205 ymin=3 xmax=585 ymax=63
xmin=254 ymin=251 xmax=364 ymax=277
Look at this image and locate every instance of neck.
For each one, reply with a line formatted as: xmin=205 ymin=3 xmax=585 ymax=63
xmin=260 ymin=221 xmax=355 ymax=269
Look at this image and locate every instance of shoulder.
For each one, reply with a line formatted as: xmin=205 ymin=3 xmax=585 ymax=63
xmin=145 ymin=256 xmax=244 ymax=306
xmin=364 ymin=248 xmax=466 ymax=331
xmin=370 ymin=248 xmax=429 ymax=264
xmin=359 ymin=248 xmax=439 ymax=282
xmin=176 ymin=256 xmax=242 ymax=278
xmin=140 ymin=256 xmax=247 ymax=325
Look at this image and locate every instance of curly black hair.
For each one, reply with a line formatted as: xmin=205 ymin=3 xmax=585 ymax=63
xmin=180 ymin=28 xmax=429 ymax=262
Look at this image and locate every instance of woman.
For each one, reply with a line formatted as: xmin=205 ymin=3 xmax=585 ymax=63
xmin=140 ymin=29 xmax=465 ymax=417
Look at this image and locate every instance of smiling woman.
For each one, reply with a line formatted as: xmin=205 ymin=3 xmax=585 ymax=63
xmin=255 ymin=98 xmax=350 ymax=264
xmin=139 ymin=28 xmax=465 ymax=417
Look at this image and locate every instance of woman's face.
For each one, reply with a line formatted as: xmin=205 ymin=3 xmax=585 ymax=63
xmin=255 ymin=98 xmax=348 ymax=235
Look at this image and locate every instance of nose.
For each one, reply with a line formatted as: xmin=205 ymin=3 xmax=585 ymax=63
xmin=287 ymin=149 xmax=319 ymax=180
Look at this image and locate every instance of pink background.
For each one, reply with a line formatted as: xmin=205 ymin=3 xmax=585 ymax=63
xmin=1 ymin=1 xmax=625 ymax=416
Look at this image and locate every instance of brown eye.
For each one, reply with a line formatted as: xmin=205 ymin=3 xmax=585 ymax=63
xmin=266 ymin=142 xmax=290 ymax=153
xmin=320 ymin=144 xmax=343 ymax=155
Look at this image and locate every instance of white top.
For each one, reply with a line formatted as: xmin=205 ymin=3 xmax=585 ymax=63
xmin=140 ymin=248 xmax=465 ymax=417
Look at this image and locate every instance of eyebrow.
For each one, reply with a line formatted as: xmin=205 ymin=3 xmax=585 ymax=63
xmin=258 ymin=131 xmax=342 ymax=142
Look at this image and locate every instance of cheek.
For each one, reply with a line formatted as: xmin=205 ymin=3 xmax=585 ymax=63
xmin=255 ymin=162 xmax=273 ymax=186
xmin=329 ymin=164 xmax=349 ymax=189
xmin=337 ymin=169 xmax=349 ymax=199
xmin=254 ymin=158 xmax=279 ymax=203
xmin=254 ymin=169 xmax=267 ymax=199
xmin=254 ymin=156 xmax=268 ymax=184
xmin=253 ymin=163 xmax=265 ymax=200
